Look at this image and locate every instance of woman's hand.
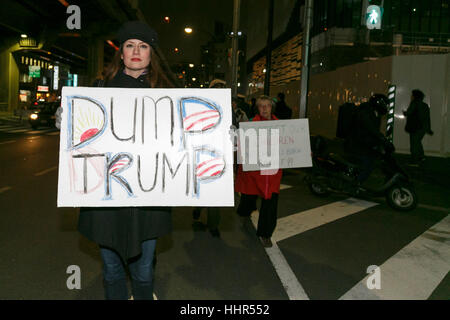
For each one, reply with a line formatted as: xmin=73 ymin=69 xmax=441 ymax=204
xmin=55 ymin=106 xmax=63 ymax=129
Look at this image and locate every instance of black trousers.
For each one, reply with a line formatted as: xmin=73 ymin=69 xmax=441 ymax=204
xmin=409 ymin=130 xmax=426 ymax=162
xmin=192 ymin=207 xmax=220 ymax=230
xmin=237 ymin=193 xmax=279 ymax=238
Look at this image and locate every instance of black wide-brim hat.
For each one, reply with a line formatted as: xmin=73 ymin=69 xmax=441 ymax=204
xmin=117 ymin=21 xmax=158 ymax=47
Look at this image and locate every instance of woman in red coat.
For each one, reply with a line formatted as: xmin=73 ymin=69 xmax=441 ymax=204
xmin=235 ymin=95 xmax=282 ymax=248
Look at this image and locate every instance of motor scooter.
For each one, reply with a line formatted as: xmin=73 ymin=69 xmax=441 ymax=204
xmin=304 ymin=136 xmax=418 ymax=211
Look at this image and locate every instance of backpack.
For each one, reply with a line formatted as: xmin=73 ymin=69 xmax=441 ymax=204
xmin=336 ymin=102 xmax=357 ymax=139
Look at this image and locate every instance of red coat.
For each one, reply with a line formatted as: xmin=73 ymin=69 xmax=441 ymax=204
xmin=235 ymin=114 xmax=283 ymax=199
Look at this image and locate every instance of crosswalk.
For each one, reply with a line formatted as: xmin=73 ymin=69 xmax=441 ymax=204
xmin=340 ymin=215 xmax=450 ymax=300
xmin=0 ymin=124 xmax=59 ymax=135
xmin=251 ymin=184 xmax=450 ymax=300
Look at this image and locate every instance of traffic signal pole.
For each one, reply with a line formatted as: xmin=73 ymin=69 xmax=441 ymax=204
xmin=231 ymin=0 xmax=241 ymax=97
xmin=263 ymin=0 xmax=274 ymax=96
xmin=299 ymin=0 xmax=313 ymax=118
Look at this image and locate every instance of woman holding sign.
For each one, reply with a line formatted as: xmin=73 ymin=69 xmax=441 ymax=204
xmin=235 ymin=95 xmax=283 ymax=248
xmin=76 ymin=21 xmax=177 ymax=300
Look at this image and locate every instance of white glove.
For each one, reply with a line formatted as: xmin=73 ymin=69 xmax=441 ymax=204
xmin=55 ymin=106 xmax=63 ymax=129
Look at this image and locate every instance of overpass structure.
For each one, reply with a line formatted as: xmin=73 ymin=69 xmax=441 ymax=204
xmin=0 ymin=0 xmax=148 ymax=112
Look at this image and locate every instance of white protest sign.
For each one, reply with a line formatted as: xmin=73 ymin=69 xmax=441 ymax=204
xmin=57 ymin=87 xmax=234 ymax=207
xmin=238 ymin=119 xmax=312 ymax=171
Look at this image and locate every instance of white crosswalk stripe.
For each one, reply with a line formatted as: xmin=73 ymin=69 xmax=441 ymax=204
xmin=253 ymin=187 xmax=449 ymax=300
xmin=252 ymin=197 xmax=378 ymax=300
xmin=340 ymin=215 xmax=450 ymax=300
xmin=272 ymin=198 xmax=378 ymax=243
xmin=0 ymin=124 xmax=58 ymax=135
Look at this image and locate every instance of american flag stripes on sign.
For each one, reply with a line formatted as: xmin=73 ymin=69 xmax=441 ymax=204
xmin=181 ymin=98 xmax=221 ymax=132
xmin=109 ymin=158 xmax=131 ymax=173
xmin=196 ymin=157 xmax=225 ymax=179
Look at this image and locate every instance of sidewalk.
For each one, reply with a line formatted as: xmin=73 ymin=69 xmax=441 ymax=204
xmin=0 ymin=111 xmax=24 ymax=125
xmin=395 ymin=153 xmax=450 ymax=188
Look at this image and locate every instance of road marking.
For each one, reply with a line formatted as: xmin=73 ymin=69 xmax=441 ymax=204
xmin=0 ymin=126 xmax=30 ymax=131
xmin=271 ymin=198 xmax=378 ymax=243
xmin=250 ymin=198 xmax=378 ymax=300
xmin=0 ymin=125 xmax=16 ymax=129
xmin=27 ymin=129 xmax=55 ymax=134
xmin=7 ymin=129 xmax=29 ymax=133
xmin=418 ymin=204 xmax=450 ymax=214
xmin=339 ymin=215 xmax=450 ymax=300
xmin=34 ymin=166 xmax=58 ymax=176
xmin=46 ymin=131 xmax=60 ymax=136
xmin=279 ymin=184 xmax=293 ymax=190
xmin=0 ymin=186 xmax=12 ymax=194
xmin=264 ymin=243 xmax=310 ymax=300
xmin=249 ymin=213 xmax=309 ymax=300
xmin=0 ymin=140 xmax=16 ymax=145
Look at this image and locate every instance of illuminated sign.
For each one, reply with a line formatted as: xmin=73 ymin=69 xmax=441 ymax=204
xmin=29 ymin=66 xmax=40 ymax=78
xmin=37 ymin=86 xmax=49 ymax=92
xmin=366 ymin=5 xmax=383 ymax=30
xmin=53 ymin=66 xmax=59 ymax=90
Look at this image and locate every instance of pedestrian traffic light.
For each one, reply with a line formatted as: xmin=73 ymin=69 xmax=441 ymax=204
xmin=366 ymin=5 xmax=383 ymax=29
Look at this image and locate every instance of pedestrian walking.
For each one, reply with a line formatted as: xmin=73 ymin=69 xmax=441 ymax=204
xmin=75 ymin=20 xmax=178 ymax=300
xmin=235 ymin=95 xmax=283 ymax=248
xmin=232 ymin=97 xmax=249 ymax=125
xmin=274 ymin=92 xmax=292 ymax=119
xmin=403 ymin=89 xmax=433 ymax=165
xmin=249 ymin=97 xmax=257 ymax=119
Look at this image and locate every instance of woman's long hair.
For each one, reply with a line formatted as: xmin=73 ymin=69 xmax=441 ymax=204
xmin=104 ymin=45 xmax=179 ymax=88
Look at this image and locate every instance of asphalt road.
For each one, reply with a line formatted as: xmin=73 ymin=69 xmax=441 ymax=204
xmin=0 ymin=125 xmax=449 ymax=300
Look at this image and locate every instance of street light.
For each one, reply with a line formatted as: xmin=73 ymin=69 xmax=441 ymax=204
xmin=184 ymin=27 xmax=193 ymax=34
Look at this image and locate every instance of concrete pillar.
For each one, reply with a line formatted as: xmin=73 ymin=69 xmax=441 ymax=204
xmin=87 ymin=38 xmax=104 ymax=86
xmin=0 ymin=42 xmax=20 ymax=112
xmin=8 ymin=52 xmax=19 ymax=112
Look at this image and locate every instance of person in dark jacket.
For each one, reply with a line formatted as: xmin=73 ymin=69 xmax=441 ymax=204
xmin=274 ymin=92 xmax=292 ymax=119
xmin=77 ymin=21 xmax=178 ymax=300
xmin=403 ymin=89 xmax=433 ymax=164
xmin=345 ymin=94 xmax=392 ymax=183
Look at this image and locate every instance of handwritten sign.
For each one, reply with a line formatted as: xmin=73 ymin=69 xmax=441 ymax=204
xmin=57 ymin=87 xmax=234 ymax=207
xmin=238 ymin=119 xmax=312 ymax=171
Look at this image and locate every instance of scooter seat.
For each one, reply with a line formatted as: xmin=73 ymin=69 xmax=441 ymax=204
xmin=328 ymin=153 xmax=359 ymax=168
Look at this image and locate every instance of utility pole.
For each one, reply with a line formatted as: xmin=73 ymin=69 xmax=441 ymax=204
xmin=264 ymin=0 xmax=274 ymax=96
xmin=230 ymin=0 xmax=241 ymax=97
xmin=299 ymin=0 xmax=313 ymax=118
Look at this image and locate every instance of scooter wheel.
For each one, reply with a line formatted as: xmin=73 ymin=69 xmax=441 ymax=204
xmin=308 ymin=181 xmax=330 ymax=197
xmin=386 ymin=184 xmax=418 ymax=211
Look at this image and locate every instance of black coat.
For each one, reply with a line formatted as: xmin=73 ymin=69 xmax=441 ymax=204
xmin=274 ymin=101 xmax=292 ymax=119
xmin=404 ymin=99 xmax=431 ymax=134
xmin=346 ymin=102 xmax=385 ymax=156
xmin=77 ymin=71 xmax=172 ymax=261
